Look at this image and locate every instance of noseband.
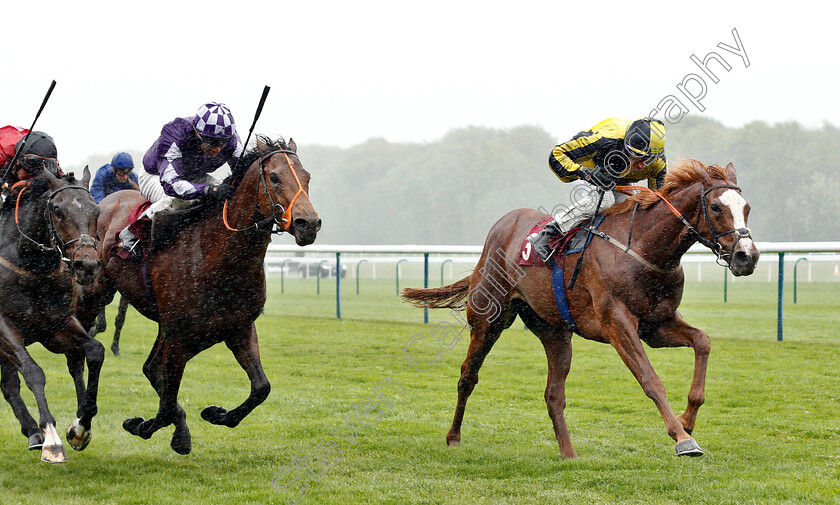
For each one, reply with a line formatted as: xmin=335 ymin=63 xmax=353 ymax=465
xmin=222 ymin=149 xmax=310 ymax=234
xmin=696 ymin=184 xmax=752 ymax=265
xmin=13 ymin=181 xmax=98 ymax=269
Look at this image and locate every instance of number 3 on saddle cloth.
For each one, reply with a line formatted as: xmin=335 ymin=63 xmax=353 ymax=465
xmin=517 ymin=216 xmax=606 ymax=334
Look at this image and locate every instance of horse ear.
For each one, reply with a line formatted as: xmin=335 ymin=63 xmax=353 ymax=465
xmin=725 ymin=162 xmax=737 ymax=184
xmin=82 ymin=165 xmax=91 ymax=188
xmin=691 ymin=162 xmax=713 ymax=185
xmin=256 ymin=137 xmax=269 ymax=153
xmin=288 ymin=138 xmax=297 ymax=153
xmin=42 ymin=166 xmax=61 ymax=189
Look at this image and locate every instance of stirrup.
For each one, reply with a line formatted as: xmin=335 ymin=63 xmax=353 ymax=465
xmin=528 ymin=232 xmax=555 ymax=262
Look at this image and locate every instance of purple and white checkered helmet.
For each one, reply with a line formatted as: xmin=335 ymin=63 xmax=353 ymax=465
xmin=192 ymin=102 xmax=236 ymax=138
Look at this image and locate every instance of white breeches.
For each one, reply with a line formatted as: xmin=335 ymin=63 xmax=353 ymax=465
xmin=137 ymin=169 xmax=220 ymax=220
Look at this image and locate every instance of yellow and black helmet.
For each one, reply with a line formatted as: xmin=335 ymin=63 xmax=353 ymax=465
xmin=625 ymin=118 xmax=666 ymax=159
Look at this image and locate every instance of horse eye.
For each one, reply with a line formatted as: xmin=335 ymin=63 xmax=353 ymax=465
xmin=710 ymin=203 xmax=722 ymax=213
xmin=269 ymin=173 xmax=281 ymax=184
xmin=54 ymin=207 xmax=65 ymax=219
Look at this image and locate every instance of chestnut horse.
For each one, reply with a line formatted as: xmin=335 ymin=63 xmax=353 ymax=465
xmin=0 ymin=169 xmax=103 ymax=463
xmin=402 ymin=159 xmax=759 ymax=458
xmin=75 ymin=137 xmax=321 ymax=454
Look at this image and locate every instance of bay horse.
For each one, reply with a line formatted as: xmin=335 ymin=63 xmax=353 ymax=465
xmin=0 ymin=168 xmax=103 ymax=463
xmin=402 ymin=159 xmax=759 ymax=458
xmin=75 ymin=136 xmax=320 ymax=455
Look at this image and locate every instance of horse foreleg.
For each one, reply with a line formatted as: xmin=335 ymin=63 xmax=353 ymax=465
xmin=0 ymin=358 xmax=42 ymax=449
xmin=201 ymin=324 xmax=270 ymax=428
xmin=13 ymin=350 xmax=65 ymax=462
xmin=111 ymin=295 xmax=129 ymax=356
xmin=63 ymin=331 xmax=105 ymax=451
xmin=644 ymin=316 xmax=710 ymax=435
xmin=201 ymin=324 xmax=270 ymax=427
xmin=604 ymin=307 xmax=702 ymax=456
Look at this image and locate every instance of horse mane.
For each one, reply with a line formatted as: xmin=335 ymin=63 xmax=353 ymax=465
xmin=603 ymin=159 xmax=732 ymax=215
xmin=225 ymin=134 xmax=288 ymax=187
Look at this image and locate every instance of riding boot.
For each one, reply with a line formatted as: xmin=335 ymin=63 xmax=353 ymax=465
xmin=118 ymin=227 xmax=142 ymax=258
xmin=528 ymin=219 xmax=564 ymax=262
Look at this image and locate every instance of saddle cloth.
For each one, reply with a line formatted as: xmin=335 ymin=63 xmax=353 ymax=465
xmin=516 ymin=216 xmax=607 ymax=335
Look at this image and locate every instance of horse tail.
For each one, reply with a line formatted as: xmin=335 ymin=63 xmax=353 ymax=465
xmin=401 ymin=275 xmax=471 ymax=309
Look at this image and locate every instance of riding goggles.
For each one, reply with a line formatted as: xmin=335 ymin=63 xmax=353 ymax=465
xmin=18 ymin=154 xmax=60 ymax=174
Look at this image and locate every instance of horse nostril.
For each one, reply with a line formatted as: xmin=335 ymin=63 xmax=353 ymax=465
xmin=732 ymin=250 xmax=749 ymax=266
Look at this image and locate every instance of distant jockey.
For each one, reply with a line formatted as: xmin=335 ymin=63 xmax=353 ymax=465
xmin=118 ymin=102 xmax=243 ymax=256
xmin=90 ymin=152 xmax=139 ymax=203
xmin=528 ymin=117 xmax=667 ymax=262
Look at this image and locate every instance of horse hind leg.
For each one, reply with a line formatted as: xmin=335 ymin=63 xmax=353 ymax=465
xmin=446 ymin=279 xmax=512 ymax=447
xmin=110 ymin=295 xmax=130 ymax=356
xmin=201 ymin=324 xmax=270 ymax=429
xmin=1 ymin=359 xmax=42 ymax=450
xmin=518 ymin=303 xmax=577 ymax=458
xmin=123 ymin=331 xmax=191 ymax=454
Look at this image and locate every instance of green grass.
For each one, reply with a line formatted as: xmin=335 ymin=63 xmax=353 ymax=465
xmin=0 ymin=282 xmax=838 ymax=505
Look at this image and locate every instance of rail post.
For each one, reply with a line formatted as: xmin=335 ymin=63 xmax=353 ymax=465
xmin=356 ymin=259 xmax=368 ymax=295
xmin=440 ymin=259 xmax=453 ymax=286
xmin=336 ymin=252 xmax=341 ymax=318
xmin=316 ymin=259 xmax=328 ymax=295
xmin=396 ymin=259 xmax=407 ymax=295
xmin=793 ymin=257 xmax=808 ymax=304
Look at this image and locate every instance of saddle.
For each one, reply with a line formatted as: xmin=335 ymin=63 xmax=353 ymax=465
xmin=113 ymin=199 xmax=220 ymax=260
xmin=149 ymin=200 xmax=217 ymax=254
xmin=518 ymin=219 xmax=586 ymax=268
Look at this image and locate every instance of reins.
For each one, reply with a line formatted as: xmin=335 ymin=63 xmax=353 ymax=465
xmin=222 ymin=148 xmax=309 ymax=234
xmin=609 ymin=183 xmax=750 ymax=268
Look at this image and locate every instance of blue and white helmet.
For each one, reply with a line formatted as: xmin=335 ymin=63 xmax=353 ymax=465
xmin=192 ymin=102 xmax=236 ymax=138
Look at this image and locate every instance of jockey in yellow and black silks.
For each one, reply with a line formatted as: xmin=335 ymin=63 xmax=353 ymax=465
xmin=528 ymin=117 xmax=667 ymax=262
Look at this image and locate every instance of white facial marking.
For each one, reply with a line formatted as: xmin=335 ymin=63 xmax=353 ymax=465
xmin=719 ymin=189 xmax=754 ymax=250
xmin=72 ymin=198 xmax=83 ymax=209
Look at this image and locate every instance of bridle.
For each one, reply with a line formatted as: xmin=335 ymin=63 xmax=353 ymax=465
xmin=616 ymin=183 xmax=752 ymax=266
xmin=10 ymin=180 xmax=98 ymax=271
xmin=222 ymin=149 xmax=309 ymax=234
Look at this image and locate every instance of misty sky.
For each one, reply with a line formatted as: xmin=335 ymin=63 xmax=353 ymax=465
xmin=3 ymin=1 xmax=836 ymax=168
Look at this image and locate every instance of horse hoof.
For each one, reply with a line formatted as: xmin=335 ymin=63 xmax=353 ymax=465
xmin=28 ymin=432 xmax=45 ymax=450
xmin=446 ymin=434 xmax=460 ymax=447
xmin=675 ymin=439 xmax=704 ymax=457
xmin=111 ymin=345 xmax=120 ymax=357
xmin=40 ymin=424 xmax=67 ymax=463
xmin=123 ymin=417 xmax=151 ymax=439
xmin=170 ymin=432 xmax=192 ymax=455
xmin=66 ymin=418 xmax=92 ymax=451
xmin=201 ymin=405 xmax=237 ymax=427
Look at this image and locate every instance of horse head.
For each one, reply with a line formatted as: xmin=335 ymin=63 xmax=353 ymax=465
xmin=252 ymin=137 xmax=321 ymax=246
xmin=42 ymin=168 xmax=101 ymax=285
xmin=689 ymin=161 xmax=760 ymax=276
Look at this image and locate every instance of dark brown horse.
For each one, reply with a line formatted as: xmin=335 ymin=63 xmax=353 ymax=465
xmin=402 ymin=159 xmax=759 ymax=458
xmin=0 ymin=169 xmax=103 ymax=463
xmin=75 ymin=137 xmax=320 ymax=454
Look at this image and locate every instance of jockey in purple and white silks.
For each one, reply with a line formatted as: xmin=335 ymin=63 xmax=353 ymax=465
xmin=119 ymin=102 xmax=243 ymax=255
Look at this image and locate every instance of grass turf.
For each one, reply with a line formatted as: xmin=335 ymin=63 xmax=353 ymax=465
xmin=0 ymin=281 xmax=837 ymax=504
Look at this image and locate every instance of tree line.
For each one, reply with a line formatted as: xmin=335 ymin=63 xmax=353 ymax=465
xmin=76 ymin=116 xmax=839 ymax=245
